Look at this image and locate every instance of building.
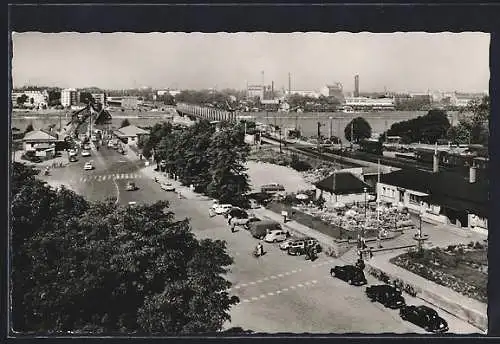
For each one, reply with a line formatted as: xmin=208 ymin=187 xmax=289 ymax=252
xmin=91 ymin=93 xmax=107 ymax=106
xmin=60 ymin=88 xmax=78 ymax=107
xmin=315 ymin=171 xmax=373 ymax=206
xmin=320 ymin=83 xmax=344 ymax=101
xmin=22 ymin=129 xmax=59 ymax=158
xmin=121 ymin=96 xmax=139 ymax=109
xmin=450 ymin=92 xmax=486 ymax=108
xmin=288 ymin=90 xmax=320 ymax=99
xmin=377 ymin=161 xmax=488 ymax=234
xmin=344 ymin=96 xmax=395 ymax=110
xmin=354 ymin=75 xmax=360 ymax=97
xmin=113 ymin=125 xmax=150 ymax=145
xmin=12 ymin=90 xmax=48 ymax=108
xmin=247 ymin=85 xmax=264 ymax=99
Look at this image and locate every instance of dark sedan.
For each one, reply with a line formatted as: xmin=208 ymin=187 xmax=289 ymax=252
xmin=399 ymin=305 xmax=449 ymax=333
xmin=366 ymin=284 xmax=406 ymax=309
xmin=226 ymin=208 xmax=249 ymax=219
xmin=330 ymin=265 xmax=367 ymax=286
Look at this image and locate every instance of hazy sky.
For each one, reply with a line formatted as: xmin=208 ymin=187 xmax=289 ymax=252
xmin=11 ymin=32 xmax=490 ymax=93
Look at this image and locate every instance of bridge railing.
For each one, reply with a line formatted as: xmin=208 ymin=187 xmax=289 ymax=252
xmin=176 ymin=102 xmax=237 ymax=123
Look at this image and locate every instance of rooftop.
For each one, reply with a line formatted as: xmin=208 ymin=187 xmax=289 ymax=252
xmin=380 ymin=168 xmax=488 ymax=218
xmin=315 ymin=172 xmax=372 ymax=195
xmin=22 ymin=129 xmax=58 ymax=142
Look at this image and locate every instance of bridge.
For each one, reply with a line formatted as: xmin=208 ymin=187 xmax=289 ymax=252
xmin=176 ymin=103 xmax=238 ymax=123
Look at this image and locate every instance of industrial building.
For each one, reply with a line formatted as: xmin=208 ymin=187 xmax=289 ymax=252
xmin=60 ymin=88 xmax=79 ymax=107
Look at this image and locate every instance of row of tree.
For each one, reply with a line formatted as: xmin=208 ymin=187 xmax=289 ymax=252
xmin=11 ymin=162 xmax=239 ymax=334
xmin=382 ymin=96 xmax=489 ymax=146
xmin=141 ymin=120 xmax=251 ymax=207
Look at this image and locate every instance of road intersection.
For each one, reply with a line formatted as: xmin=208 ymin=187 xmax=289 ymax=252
xmin=37 ymin=144 xmax=481 ymax=334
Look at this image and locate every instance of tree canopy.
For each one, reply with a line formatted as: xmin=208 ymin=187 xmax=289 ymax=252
xmin=385 ymin=109 xmax=450 ymax=144
xmin=120 ymin=119 xmax=131 ymax=128
xmin=344 ymin=117 xmax=372 ymax=143
xmin=447 ymin=96 xmax=489 ymax=146
xmin=151 ymin=120 xmax=251 ymax=207
xmin=11 ymin=163 xmax=239 ymax=334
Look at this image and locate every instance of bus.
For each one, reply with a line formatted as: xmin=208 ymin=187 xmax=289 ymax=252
xmin=260 ymin=183 xmax=286 ymax=194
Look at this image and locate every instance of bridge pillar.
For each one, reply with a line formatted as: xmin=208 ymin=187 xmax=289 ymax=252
xmin=204 ymin=107 xmax=208 ymax=120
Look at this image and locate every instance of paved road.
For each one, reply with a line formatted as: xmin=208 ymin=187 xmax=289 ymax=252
xmin=38 ymin=146 xmax=482 ymax=334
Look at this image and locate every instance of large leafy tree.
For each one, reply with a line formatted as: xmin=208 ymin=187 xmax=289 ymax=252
xmin=11 ymin=163 xmax=238 ymax=334
xmin=141 ymin=122 xmax=173 ymax=158
xmin=344 ymin=117 xmax=372 ymax=143
xmin=206 ymin=122 xmax=251 ymax=207
xmin=385 ymin=109 xmax=451 ymax=144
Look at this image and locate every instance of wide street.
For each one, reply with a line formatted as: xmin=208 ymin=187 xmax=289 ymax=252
xmin=38 ymin=145 xmax=481 ymax=334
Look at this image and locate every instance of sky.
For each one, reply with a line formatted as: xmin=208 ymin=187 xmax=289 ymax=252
xmin=11 ymin=32 xmax=490 ymax=93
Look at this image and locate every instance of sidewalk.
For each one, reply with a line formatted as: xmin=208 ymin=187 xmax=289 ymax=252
xmin=13 ymin=150 xmax=69 ymax=168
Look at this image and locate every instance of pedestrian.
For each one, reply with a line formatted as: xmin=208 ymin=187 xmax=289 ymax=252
xmin=369 ymin=248 xmax=374 ymax=259
xmin=230 ymin=221 xmax=236 ymax=233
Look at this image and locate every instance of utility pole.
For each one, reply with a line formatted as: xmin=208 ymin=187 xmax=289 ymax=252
xmin=279 ymin=128 xmax=282 ymax=154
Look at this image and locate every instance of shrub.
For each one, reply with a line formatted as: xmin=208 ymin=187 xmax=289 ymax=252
xmin=474 ymin=241 xmax=484 ymax=250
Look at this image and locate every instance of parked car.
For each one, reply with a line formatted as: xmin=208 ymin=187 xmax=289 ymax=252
xmin=83 ymin=162 xmax=94 ymax=170
xmin=160 ymin=182 xmax=176 ymax=191
xmin=248 ymin=220 xmax=282 ymax=239
xmin=248 ymin=199 xmax=260 ymax=209
xmin=230 ymin=217 xmax=250 ymax=227
xmin=279 ymin=238 xmax=297 ymax=250
xmin=81 ymin=150 xmax=91 ymax=157
xmin=399 ymin=305 xmax=449 ymax=333
xmin=366 ymin=285 xmax=406 ymax=309
xmin=288 ymin=238 xmax=321 ymax=255
xmin=83 ymin=144 xmax=91 ymax=150
xmin=330 ymin=265 xmax=367 ymax=286
xmin=69 ymin=155 xmax=78 ymax=162
xmin=214 ymin=204 xmax=233 ymax=215
xmin=126 ymin=181 xmax=138 ymax=191
xmin=264 ymin=229 xmax=288 ymax=243
xmin=227 ymin=208 xmax=248 ymax=219
xmin=244 ymin=217 xmax=261 ymax=230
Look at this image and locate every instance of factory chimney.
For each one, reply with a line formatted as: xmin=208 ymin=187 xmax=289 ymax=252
xmin=469 ymin=165 xmax=477 ymax=183
xmin=271 ymin=81 xmax=274 ymax=99
xmin=288 ymin=73 xmax=291 ymax=96
xmin=354 ymin=74 xmax=360 ymax=97
xmin=432 ymin=142 xmax=439 ymax=173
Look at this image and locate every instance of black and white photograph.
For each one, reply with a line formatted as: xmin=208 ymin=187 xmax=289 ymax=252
xmin=9 ymin=28 xmax=490 ymax=335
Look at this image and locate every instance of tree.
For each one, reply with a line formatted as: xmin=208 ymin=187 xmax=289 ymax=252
xmin=16 ymin=94 xmax=28 ymax=106
xmin=344 ymin=117 xmax=372 ymax=143
xmin=11 ymin=163 xmax=239 ymax=334
xmin=30 ymin=98 xmax=35 ymax=105
xmin=141 ymin=122 xmax=173 ymax=158
xmin=25 ymin=123 xmax=34 ymax=134
xmin=120 ymin=119 xmax=131 ymax=128
xmin=385 ymin=109 xmax=451 ymax=144
xmin=206 ymin=123 xmax=251 ymax=207
xmin=462 ymin=96 xmax=489 ymax=146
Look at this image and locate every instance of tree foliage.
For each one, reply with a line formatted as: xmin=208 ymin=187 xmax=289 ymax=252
xmin=344 ymin=117 xmax=372 ymax=143
xmin=449 ymin=96 xmax=489 ymax=146
xmin=140 ymin=122 xmax=173 ymax=158
xmin=120 ymin=119 xmax=131 ymax=128
xmin=11 ymin=164 xmax=238 ymax=334
xmin=16 ymin=94 xmax=29 ymax=106
xmin=385 ymin=109 xmax=450 ymax=144
xmin=154 ymin=121 xmax=251 ymax=207
xmin=25 ymin=123 xmax=34 ymax=134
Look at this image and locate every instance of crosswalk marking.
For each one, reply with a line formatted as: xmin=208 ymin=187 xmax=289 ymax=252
xmin=78 ymin=173 xmax=142 ymax=183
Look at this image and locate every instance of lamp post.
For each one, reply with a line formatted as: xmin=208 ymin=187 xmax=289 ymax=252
xmin=279 ymin=128 xmax=282 ymax=154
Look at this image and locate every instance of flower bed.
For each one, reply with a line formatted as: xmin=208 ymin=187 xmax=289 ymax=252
xmin=266 ymin=201 xmax=380 ymax=240
xmin=390 ymin=243 xmax=487 ymax=303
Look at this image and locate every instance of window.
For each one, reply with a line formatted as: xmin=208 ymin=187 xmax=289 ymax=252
xmin=409 ymin=193 xmax=420 ymax=205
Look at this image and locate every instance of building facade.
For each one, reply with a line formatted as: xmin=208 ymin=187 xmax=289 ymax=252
xmin=91 ymin=93 xmax=107 ymax=106
xmin=60 ymin=88 xmax=78 ymax=107
xmin=247 ymin=85 xmax=264 ymax=99
xmin=344 ymin=96 xmax=395 ymax=110
xmin=122 ymin=96 xmax=139 ymax=109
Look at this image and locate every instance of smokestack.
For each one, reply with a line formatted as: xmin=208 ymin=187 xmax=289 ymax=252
xmin=271 ymin=81 xmax=274 ymax=99
xmin=433 ymin=143 xmax=439 ymax=173
xmin=288 ymin=73 xmax=291 ymax=95
xmin=469 ymin=165 xmax=477 ymax=183
xmin=354 ymin=74 xmax=360 ymax=97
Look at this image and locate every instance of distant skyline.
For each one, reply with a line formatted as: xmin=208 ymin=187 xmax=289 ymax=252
xmin=11 ymin=32 xmax=490 ymax=93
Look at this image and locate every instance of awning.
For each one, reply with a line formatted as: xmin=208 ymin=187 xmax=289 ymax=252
xmin=407 ymin=189 xmax=429 ymax=197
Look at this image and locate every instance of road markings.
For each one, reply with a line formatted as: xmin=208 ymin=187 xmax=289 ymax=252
xmin=282 ymin=288 xmax=289 ymax=292
xmin=234 ymin=286 xmax=241 ymax=289
xmin=267 ymin=292 xmax=274 ymax=296
xmin=270 ymin=275 xmax=277 ymax=279
xmin=243 ymin=299 xmax=250 ymax=303
xmin=241 ymin=283 xmax=248 ymax=287
xmin=290 ymin=286 xmax=296 ymax=290
xmin=262 ymin=277 xmax=269 ymax=281
xmin=234 ymin=280 xmax=321 ymax=305
xmin=259 ymin=294 xmax=266 ymax=299
xmin=256 ymin=280 xmax=263 ymax=283
xmin=297 ymin=283 xmax=304 ymax=288
xmin=251 ymin=297 xmax=258 ymax=301
xmin=249 ymin=282 xmax=256 ymax=285
xmin=277 ymin=274 xmax=284 ymax=278
xmin=291 ymin=270 xmax=297 ymax=273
